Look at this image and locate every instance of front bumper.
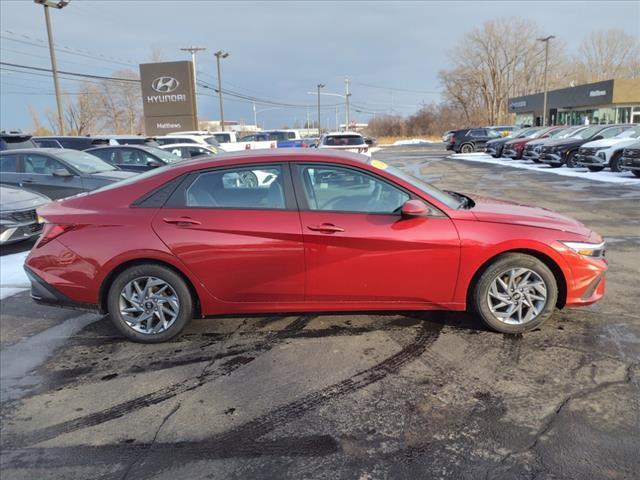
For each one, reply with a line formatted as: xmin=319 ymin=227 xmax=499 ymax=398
xmin=576 ymin=154 xmax=606 ymax=168
xmin=620 ymin=157 xmax=640 ymax=172
xmin=502 ymin=148 xmax=520 ymax=159
xmin=485 ymin=146 xmax=500 ymax=156
xmin=522 ymin=150 xmax=539 ymax=161
xmin=540 ymin=152 xmax=564 ymax=165
xmin=0 ymin=220 xmax=43 ymax=245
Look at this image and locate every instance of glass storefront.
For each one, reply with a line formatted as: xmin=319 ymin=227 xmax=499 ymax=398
xmin=556 ymin=106 xmax=638 ymax=126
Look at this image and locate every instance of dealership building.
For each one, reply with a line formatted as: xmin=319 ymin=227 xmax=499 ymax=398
xmin=507 ymin=79 xmax=640 ymax=127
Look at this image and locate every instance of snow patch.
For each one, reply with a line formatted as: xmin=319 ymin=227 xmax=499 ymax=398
xmin=392 ymin=139 xmax=434 ymax=146
xmin=449 ymin=153 xmax=640 ymax=186
xmin=1 ymin=251 xmax=30 ymax=299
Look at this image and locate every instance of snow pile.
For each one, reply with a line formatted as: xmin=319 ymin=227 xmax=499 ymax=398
xmin=392 ymin=139 xmax=434 ymax=146
xmin=1 ymin=251 xmax=30 ymax=299
xmin=449 ymin=153 xmax=640 ymax=185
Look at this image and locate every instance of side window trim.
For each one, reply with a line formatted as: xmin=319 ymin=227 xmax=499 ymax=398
xmin=164 ymin=162 xmax=297 ymax=211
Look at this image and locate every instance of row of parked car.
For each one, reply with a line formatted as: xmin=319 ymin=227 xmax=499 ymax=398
xmin=0 ymin=129 xmax=373 ymax=245
xmin=445 ymin=124 xmax=640 ymax=176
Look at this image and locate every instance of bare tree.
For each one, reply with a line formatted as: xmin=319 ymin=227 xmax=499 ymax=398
xmin=572 ymin=29 xmax=640 ymax=83
xmin=439 ymin=18 xmax=567 ymax=125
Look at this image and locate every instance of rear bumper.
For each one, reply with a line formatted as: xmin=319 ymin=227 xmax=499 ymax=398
xmin=24 ymin=265 xmax=100 ymax=312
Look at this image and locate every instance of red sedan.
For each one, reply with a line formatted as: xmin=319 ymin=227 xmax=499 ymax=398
xmin=25 ymin=150 xmax=607 ymax=342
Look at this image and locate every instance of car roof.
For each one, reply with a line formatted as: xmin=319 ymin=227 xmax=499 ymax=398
xmin=0 ymin=148 xmax=63 ymax=155
xmin=86 ymin=145 xmax=151 ymax=150
xmin=159 ymin=143 xmax=214 ymax=148
xmin=324 ymin=131 xmax=363 ymax=136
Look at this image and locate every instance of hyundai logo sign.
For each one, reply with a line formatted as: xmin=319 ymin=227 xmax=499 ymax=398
xmin=151 ymin=76 xmax=180 ymax=93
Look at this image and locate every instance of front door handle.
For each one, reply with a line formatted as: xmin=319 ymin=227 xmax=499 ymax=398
xmin=307 ymin=223 xmax=344 ymax=233
xmin=163 ymin=217 xmax=202 ymax=226
xmin=21 ymin=179 xmax=35 ymax=184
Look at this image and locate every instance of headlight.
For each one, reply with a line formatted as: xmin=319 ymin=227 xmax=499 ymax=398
xmin=560 ymin=240 xmax=606 ymax=258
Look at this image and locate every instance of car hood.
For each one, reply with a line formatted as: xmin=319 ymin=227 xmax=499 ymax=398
xmin=486 ymin=137 xmax=509 ymax=146
xmin=91 ymin=170 xmax=138 ymax=181
xmin=469 ymin=194 xmax=591 ymax=236
xmin=581 ymin=137 xmax=640 ymax=149
xmin=0 ymin=185 xmax=50 ymax=211
xmin=542 ymin=138 xmax=585 ymax=148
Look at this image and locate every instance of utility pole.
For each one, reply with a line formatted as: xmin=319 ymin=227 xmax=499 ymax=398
xmin=214 ymin=50 xmax=229 ymax=131
xmin=344 ymin=76 xmax=351 ymax=131
xmin=180 ymin=46 xmax=206 ymax=127
xmin=317 ymin=83 xmax=324 ymax=137
xmin=537 ymin=35 xmax=555 ymax=126
xmin=306 ymin=106 xmax=310 ymax=134
xmin=336 ymin=106 xmax=339 ymax=131
xmin=35 ymin=0 xmax=70 ymax=135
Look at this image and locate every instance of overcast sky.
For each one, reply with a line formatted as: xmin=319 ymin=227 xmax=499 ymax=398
xmin=1 ymin=0 xmax=639 ymax=131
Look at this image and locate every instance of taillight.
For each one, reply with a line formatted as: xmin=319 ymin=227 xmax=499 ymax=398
xmin=36 ymin=224 xmax=77 ymax=248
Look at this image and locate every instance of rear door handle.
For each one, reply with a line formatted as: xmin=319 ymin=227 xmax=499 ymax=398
xmin=307 ymin=223 xmax=344 ymax=233
xmin=21 ymin=179 xmax=35 ymax=184
xmin=163 ymin=217 xmax=202 ymax=226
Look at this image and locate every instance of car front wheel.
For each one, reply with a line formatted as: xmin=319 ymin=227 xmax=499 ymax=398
xmin=472 ymin=253 xmax=558 ymax=334
xmin=107 ymin=264 xmax=193 ymax=343
xmin=609 ymin=152 xmax=623 ymax=173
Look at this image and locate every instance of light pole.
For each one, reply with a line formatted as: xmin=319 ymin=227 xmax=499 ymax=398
xmin=214 ymin=50 xmax=229 ymax=131
xmin=180 ymin=46 xmax=206 ymax=126
xmin=344 ymin=76 xmax=351 ymax=131
xmin=34 ymin=0 xmax=69 ymax=135
xmin=317 ymin=84 xmax=324 ymax=137
xmin=537 ymin=35 xmax=555 ymax=126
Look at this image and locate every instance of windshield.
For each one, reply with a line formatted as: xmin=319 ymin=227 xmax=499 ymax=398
xmin=616 ymin=127 xmax=640 ymax=138
xmin=370 ymin=160 xmax=461 ymax=209
xmin=527 ymin=128 xmax=548 ymax=138
xmin=56 ymin=150 xmax=116 ymax=173
xmin=548 ymin=128 xmax=569 ymax=138
xmin=144 ymin=146 xmax=181 ymax=163
xmin=203 ymin=136 xmax=220 ymax=147
xmin=571 ymin=126 xmax=603 ymax=139
xmin=515 ymin=127 xmax=538 ymax=138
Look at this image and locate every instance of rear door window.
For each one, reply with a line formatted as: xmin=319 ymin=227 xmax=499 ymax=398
xmin=0 ymin=153 xmax=19 ymax=172
xmin=183 ymin=165 xmax=286 ymax=209
xmin=23 ymin=154 xmax=69 ymax=174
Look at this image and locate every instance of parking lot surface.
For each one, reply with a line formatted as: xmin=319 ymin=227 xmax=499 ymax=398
xmin=1 ymin=144 xmax=639 ymax=479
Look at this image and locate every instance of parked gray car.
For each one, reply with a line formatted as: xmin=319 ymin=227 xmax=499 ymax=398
xmin=0 ymin=148 xmax=136 ymax=200
xmin=0 ymin=185 xmax=50 ymax=245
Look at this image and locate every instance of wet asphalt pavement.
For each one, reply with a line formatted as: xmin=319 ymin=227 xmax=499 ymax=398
xmin=1 ymin=144 xmax=639 ymax=479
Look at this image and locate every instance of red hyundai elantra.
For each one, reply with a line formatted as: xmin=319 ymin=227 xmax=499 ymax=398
xmin=25 ymin=150 xmax=607 ymax=342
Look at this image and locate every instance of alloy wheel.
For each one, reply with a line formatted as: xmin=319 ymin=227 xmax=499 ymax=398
xmin=119 ymin=276 xmax=180 ymax=335
xmin=487 ymin=268 xmax=547 ymax=325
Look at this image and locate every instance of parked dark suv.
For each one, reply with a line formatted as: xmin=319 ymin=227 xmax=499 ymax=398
xmin=445 ymin=128 xmax=502 ymax=153
xmin=1 ymin=130 xmax=38 ymax=151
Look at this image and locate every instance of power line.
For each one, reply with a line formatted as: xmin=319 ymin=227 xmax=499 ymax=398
xmin=357 ymin=82 xmax=440 ymax=94
xmin=0 ymin=61 xmax=140 ymax=83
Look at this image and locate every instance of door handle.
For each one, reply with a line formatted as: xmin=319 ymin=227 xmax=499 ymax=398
xmin=307 ymin=223 xmax=344 ymax=233
xmin=22 ymin=179 xmax=35 ymax=184
xmin=163 ymin=217 xmax=202 ymax=226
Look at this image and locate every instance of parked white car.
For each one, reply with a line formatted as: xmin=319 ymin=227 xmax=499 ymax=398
xmin=168 ymin=131 xmax=238 ymax=144
xmin=156 ymin=134 xmax=220 ymax=149
xmin=575 ymin=126 xmax=640 ymax=172
xmin=318 ymin=132 xmax=371 ymax=157
xmin=159 ymin=143 xmax=218 ymax=159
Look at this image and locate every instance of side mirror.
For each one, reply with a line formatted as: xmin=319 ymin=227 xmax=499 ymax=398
xmin=147 ymin=159 xmax=162 ymax=167
xmin=592 ymin=135 xmax=603 ymax=141
xmin=401 ymin=199 xmax=429 ymax=218
xmin=52 ymin=168 xmax=72 ymax=177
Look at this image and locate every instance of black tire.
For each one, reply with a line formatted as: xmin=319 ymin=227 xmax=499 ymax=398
xmin=587 ymin=166 xmax=604 ymax=172
xmin=565 ymin=151 xmax=578 ymax=168
xmin=633 ymin=171 xmax=640 ymax=178
xmin=460 ymin=143 xmax=475 ymax=154
xmin=609 ymin=152 xmax=623 ymax=173
xmin=531 ymin=158 xmax=541 ymax=163
xmin=107 ymin=264 xmax=193 ymax=343
xmin=471 ymin=253 xmax=558 ymax=334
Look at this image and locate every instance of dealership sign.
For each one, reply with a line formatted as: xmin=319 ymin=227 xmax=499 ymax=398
xmin=139 ymin=61 xmax=198 ymax=135
xmin=509 ymin=100 xmax=527 ymax=109
xmin=589 ymin=89 xmax=607 ymax=97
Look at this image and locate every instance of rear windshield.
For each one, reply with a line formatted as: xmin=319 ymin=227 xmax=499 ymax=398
xmin=1 ymin=136 xmax=36 ymax=150
xmin=323 ymin=135 xmax=365 ymax=146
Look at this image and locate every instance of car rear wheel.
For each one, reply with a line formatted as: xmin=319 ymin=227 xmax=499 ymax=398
xmin=472 ymin=253 xmax=558 ymax=334
xmin=107 ymin=264 xmax=193 ymax=343
xmin=588 ymin=166 xmax=604 ymax=172
xmin=460 ymin=143 xmax=474 ymax=154
xmin=609 ymin=152 xmax=623 ymax=173
xmin=633 ymin=171 xmax=640 ymax=178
